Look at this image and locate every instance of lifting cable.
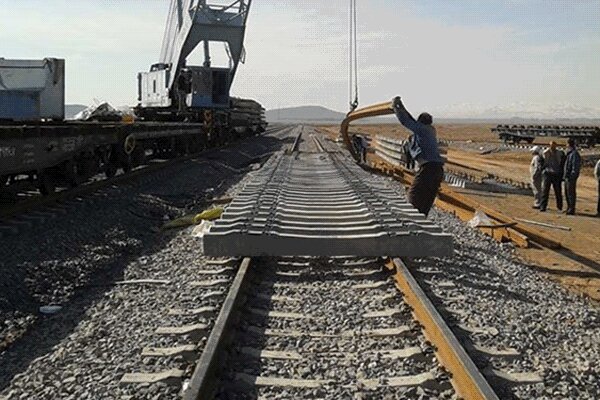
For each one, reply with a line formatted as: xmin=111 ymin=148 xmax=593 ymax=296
xmin=348 ymin=0 xmax=359 ymax=113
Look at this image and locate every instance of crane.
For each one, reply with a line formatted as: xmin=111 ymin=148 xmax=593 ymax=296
xmin=137 ymin=0 xmax=252 ymax=120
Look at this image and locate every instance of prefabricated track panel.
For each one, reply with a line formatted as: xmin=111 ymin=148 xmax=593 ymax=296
xmin=204 ymin=148 xmax=454 ymax=257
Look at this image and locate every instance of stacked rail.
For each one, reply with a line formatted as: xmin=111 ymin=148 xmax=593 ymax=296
xmin=492 ymin=125 xmax=599 ymax=146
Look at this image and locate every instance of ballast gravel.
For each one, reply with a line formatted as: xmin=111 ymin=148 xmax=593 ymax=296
xmin=413 ymin=208 xmax=600 ymax=399
xmin=0 ymin=131 xmax=289 ymax=399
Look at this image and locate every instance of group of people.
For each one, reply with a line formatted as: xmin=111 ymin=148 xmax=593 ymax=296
xmin=530 ymin=140 xmax=600 ymax=216
xmin=373 ymin=96 xmax=600 ymax=219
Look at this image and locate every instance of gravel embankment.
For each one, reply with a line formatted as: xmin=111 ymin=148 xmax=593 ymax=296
xmin=0 ymin=131 xmax=290 ymax=399
xmin=413 ymin=208 xmax=600 ymax=399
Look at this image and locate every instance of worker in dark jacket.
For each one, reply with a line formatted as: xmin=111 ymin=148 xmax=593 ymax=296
xmin=392 ymin=96 xmax=444 ymax=216
xmin=563 ymin=138 xmax=582 ymax=215
xmin=540 ymin=141 xmax=565 ymax=212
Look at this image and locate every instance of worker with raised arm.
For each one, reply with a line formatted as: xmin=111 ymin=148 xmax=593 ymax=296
xmin=392 ymin=96 xmax=444 ymax=216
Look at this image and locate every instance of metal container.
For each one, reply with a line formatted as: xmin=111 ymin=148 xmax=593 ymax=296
xmin=0 ymin=58 xmax=65 ymax=121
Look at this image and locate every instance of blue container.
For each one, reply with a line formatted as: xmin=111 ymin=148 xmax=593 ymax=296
xmin=0 ymin=92 xmax=39 ymax=120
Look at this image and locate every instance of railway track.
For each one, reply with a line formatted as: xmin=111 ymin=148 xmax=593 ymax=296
xmin=183 ymin=256 xmax=499 ymax=399
xmin=4 ymin=125 xmax=571 ymax=400
xmin=0 ymin=125 xmax=295 ymax=236
xmin=117 ymin=129 xmax=523 ymax=399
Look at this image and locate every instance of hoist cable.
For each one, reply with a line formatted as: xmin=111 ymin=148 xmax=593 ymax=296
xmin=348 ymin=0 xmax=359 ymax=112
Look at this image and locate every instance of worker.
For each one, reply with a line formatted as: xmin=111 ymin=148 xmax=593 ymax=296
xmin=595 ymin=159 xmax=600 ymax=216
xmin=529 ymin=146 xmax=544 ymax=209
xmin=563 ymin=138 xmax=581 ymax=215
xmin=392 ymin=96 xmax=444 ymax=216
xmin=540 ymin=141 xmax=565 ymax=212
xmin=352 ymin=134 xmax=367 ymax=163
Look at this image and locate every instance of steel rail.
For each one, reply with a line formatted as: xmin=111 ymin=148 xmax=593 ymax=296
xmin=184 ymin=256 xmax=498 ymax=399
xmin=388 ymin=258 xmax=499 ymax=400
xmin=340 ymin=101 xmax=394 ymax=160
xmin=183 ymin=257 xmax=252 ymax=400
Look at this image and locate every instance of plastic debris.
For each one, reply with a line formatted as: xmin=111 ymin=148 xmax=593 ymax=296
xmin=39 ymin=305 xmax=62 ymax=314
xmin=468 ymin=210 xmax=493 ymax=229
xmin=162 ymin=207 xmax=224 ymax=230
xmin=73 ymin=102 xmax=124 ymax=122
xmin=192 ymin=220 xmax=214 ymax=238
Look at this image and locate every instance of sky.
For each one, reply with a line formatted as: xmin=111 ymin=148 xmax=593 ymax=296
xmin=2 ymin=0 xmax=599 ymax=118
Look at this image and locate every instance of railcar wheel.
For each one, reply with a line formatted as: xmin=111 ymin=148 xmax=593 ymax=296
xmin=105 ymin=161 xmax=118 ymax=178
xmin=64 ymin=160 xmax=81 ymax=188
xmin=122 ymin=156 xmax=133 ymax=173
xmin=38 ymin=170 xmax=56 ymax=195
xmin=132 ymin=146 xmax=146 ymax=167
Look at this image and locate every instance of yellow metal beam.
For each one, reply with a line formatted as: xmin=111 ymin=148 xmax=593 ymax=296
xmin=340 ymin=101 xmax=395 ymax=159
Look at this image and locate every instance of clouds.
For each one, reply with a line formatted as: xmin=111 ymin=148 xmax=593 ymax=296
xmin=1 ymin=0 xmax=598 ymax=117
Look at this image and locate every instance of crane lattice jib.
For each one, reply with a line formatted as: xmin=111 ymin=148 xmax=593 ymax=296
xmin=159 ymin=0 xmax=251 ymax=92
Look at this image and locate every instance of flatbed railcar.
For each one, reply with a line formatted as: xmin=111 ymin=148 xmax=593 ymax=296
xmin=0 ymin=106 xmax=266 ymax=196
xmin=492 ymin=124 xmax=600 ymax=147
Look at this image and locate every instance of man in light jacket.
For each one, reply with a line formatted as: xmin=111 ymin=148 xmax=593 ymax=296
xmin=594 ymin=159 xmax=600 ymax=217
xmin=563 ymin=138 xmax=581 ymax=215
xmin=393 ymin=96 xmax=444 ymax=216
xmin=529 ymin=146 xmax=544 ymax=209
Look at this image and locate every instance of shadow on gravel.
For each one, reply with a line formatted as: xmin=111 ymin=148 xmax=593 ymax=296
xmin=430 ymin=249 xmax=538 ymax=305
xmin=0 ymin=132 xmax=292 ymax=391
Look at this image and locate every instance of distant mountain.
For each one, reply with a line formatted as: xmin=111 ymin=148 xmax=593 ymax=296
xmin=65 ymin=104 xmax=87 ymax=119
xmin=266 ymin=106 xmax=346 ymax=123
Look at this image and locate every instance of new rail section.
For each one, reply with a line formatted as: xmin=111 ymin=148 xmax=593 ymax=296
xmin=176 ymin=131 xmax=499 ymax=399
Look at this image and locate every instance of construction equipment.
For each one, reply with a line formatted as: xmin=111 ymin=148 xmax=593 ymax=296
xmin=137 ymin=0 xmax=252 ymax=121
xmin=0 ymin=58 xmax=65 ymax=121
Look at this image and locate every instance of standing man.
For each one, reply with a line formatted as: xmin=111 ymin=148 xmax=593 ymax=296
xmin=392 ymin=96 xmax=444 ymax=216
xmin=563 ymin=138 xmax=581 ymax=215
xmin=595 ymin=158 xmax=600 ymax=217
xmin=352 ymin=134 xmax=368 ymax=164
xmin=529 ymin=146 xmax=544 ymax=209
xmin=540 ymin=141 xmax=565 ymax=212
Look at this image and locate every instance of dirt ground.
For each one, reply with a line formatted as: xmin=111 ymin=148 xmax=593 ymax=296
xmin=320 ymin=123 xmax=600 ymax=301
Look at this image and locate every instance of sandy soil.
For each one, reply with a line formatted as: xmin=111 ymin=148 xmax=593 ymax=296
xmin=320 ymin=123 xmax=600 ymax=301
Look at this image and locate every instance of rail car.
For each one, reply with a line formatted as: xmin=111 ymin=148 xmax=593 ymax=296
xmin=492 ymin=124 xmax=600 ymax=147
xmin=0 ymin=1 xmax=269 ymax=199
xmin=0 ymin=103 xmax=266 ymax=196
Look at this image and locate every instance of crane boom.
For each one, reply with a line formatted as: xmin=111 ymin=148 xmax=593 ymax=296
xmin=138 ymin=0 xmax=252 ymax=115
